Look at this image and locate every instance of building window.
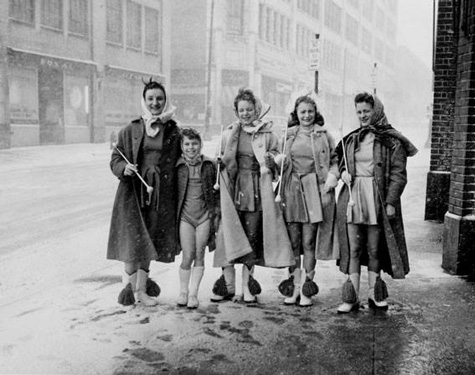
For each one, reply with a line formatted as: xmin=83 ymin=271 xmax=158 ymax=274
xmin=69 ymin=0 xmax=88 ymax=36
xmin=107 ymin=0 xmax=123 ymax=44
xmin=266 ymin=8 xmax=273 ymax=44
xmin=374 ymin=38 xmax=384 ymax=61
xmin=126 ymin=0 xmax=142 ymax=49
xmin=145 ymin=6 xmax=159 ymax=53
xmin=345 ymin=14 xmax=358 ymax=46
xmin=376 ymin=7 xmax=385 ymax=33
xmin=323 ymin=39 xmax=341 ymax=71
xmin=9 ymin=0 xmax=35 ymax=24
xmin=41 ymin=0 xmax=63 ymax=30
xmin=9 ymin=67 xmax=39 ymax=125
xmin=227 ymin=0 xmax=244 ymax=35
xmin=324 ymin=0 xmax=341 ymax=34
xmin=259 ymin=4 xmax=266 ymax=40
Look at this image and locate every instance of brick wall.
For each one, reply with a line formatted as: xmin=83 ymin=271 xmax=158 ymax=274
xmin=441 ymin=0 xmax=475 ymax=275
xmin=425 ymin=0 xmax=459 ymax=220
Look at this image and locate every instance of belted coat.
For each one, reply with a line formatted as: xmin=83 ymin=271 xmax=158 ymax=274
xmin=107 ymin=118 xmax=181 ymax=263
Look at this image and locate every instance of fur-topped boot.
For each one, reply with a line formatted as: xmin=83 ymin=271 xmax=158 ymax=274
xmin=136 ymin=269 xmax=159 ymax=306
xmin=210 ymin=266 xmax=236 ymax=302
xmin=337 ymin=273 xmax=360 ymax=313
xmin=368 ymin=271 xmax=388 ymax=310
xmin=299 ymin=269 xmax=319 ymax=307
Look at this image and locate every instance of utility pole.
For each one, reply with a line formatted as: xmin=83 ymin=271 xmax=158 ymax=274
xmin=371 ymin=62 xmax=378 ymax=95
xmin=203 ymin=0 xmax=215 ymax=140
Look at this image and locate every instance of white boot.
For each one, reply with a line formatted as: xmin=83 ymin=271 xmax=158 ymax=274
xmin=136 ymin=269 xmax=159 ymax=306
xmin=177 ymin=268 xmax=191 ymax=307
xmin=210 ymin=266 xmax=236 ymax=302
xmin=337 ymin=273 xmax=361 ymax=313
xmin=368 ymin=271 xmax=388 ymax=310
xmin=299 ymin=270 xmax=317 ymax=307
xmin=187 ymin=266 xmax=204 ymax=309
xmin=242 ymin=265 xmax=256 ymax=303
xmin=284 ymin=269 xmax=301 ymax=305
xmin=118 ymin=271 xmax=137 ymax=306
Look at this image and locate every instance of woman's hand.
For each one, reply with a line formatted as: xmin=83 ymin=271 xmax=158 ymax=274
xmin=124 ymin=163 xmax=138 ymax=176
xmin=341 ymin=170 xmax=352 ymax=185
xmin=386 ymin=204 xmax=396 ymax=218
xmin=323 ymin=173 xmax=338 ymax=193
xmin=264 ymin=153 xmax=276 ymax=170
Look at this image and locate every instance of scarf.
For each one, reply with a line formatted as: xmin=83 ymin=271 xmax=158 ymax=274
xmin=236 ymin=95 xmax=272 ymax=134
xmin=353 ymin=95 xmax=418 ymax=157
xmin=183 ymin=154 xmax=202 ymax=166
xmin=141 ymin=97 xmax=177 ymax=138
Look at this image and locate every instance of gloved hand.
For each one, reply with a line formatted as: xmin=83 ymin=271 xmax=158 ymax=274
xmin=264 ymin=153 xmax=276 ymax=170
xmin=323 ymin=173 xmax=338 ymax=193
xmin=341 ymin=170 xmax=352 ymax=185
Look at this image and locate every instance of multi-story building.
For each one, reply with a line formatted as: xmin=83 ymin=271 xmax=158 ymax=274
xmin=170 ymin=0 xmax=399 ymax=136
xmin=0 ymin=0 xmax=169 ymax=148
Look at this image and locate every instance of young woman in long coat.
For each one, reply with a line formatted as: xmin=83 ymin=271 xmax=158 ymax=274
xmin=276 ymin=96 xmax=339 ymax=306
xmin=107 ymin=80 xmax=181 ymax=306
xmin=211 ymin=88 xmax=294 ymax=303
xmin=335 ymin=93 xmax=418 ymax=313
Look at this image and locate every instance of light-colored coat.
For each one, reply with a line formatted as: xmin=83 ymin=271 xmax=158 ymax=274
xmin=213 ymin=121 xmax=295 ymax=268
xmin=279 ymin=124 xmax=340 ymax=259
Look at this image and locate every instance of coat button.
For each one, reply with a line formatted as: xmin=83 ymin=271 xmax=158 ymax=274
xmin=259 ymin=143 xmax=263 ymax=148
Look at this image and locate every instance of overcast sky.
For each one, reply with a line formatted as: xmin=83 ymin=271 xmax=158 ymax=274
xmin=397 ymin=0 xmax=434 ymax=68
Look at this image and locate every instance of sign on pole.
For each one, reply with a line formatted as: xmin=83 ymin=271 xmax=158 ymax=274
xmin=308 ymin=34 xmax=320 ymax=71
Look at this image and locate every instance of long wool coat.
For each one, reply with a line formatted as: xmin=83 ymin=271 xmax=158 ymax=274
xmin=213 ymin=121 xmax=295 ymax=268
xmin=335 ymin=128 xmax=412 ymax=279
xmin=107 ymin=118 xmax=181 ymax=263
xmin=279 ymin=124 xmax=340 ymax=260
xmin=176 ymin=155 xmax=219 ymax=251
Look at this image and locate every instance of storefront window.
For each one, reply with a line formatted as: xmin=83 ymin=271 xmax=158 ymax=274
xmin=64 ymin=75 xmax=89 ymax=127
xmin=9 ymin=67 xmax=39 ymax=124
xmin=105 ymin=76 xmax=142 ymax=127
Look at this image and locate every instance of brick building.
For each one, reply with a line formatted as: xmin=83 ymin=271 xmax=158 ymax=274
xmin=170 ymin=0 xmax=400 ymax=136
xmin=0 ymin=0 xmax=170 ymax=148
xmin=426 ymin=0 xmax=475 ymax=275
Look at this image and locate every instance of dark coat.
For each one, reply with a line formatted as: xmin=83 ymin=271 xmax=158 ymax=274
xmin=107 ymin=118 xmax=181 ymax=263
xmin=335 ymin=128 xmax=411 ymax=279
xmin=176 ymin=155 xmax=219 ymax=251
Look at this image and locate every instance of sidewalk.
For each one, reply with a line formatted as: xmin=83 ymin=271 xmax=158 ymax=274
xmin=0 ymin=141 xmax=474 ymax=375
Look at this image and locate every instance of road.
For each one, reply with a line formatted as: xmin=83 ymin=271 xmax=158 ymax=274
xmin=1 ymin=129 xmax=475 ymax=375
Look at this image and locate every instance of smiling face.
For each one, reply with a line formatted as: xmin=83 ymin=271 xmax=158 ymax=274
xmin=181 ymin=136 xmax=201 ymax=159
xmin=355 ymin=101 xmax=375 ymax=127
xmin=296 ymin=102 xmax=316 ymax=128
xmin=236 ymin=100 xmax=257 ymax=125
xmin=144 ymin=88 xmax=166 ymax=115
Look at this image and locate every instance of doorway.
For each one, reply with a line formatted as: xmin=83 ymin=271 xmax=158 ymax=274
xmin=39 ymin=67 xmax=64 ymax=145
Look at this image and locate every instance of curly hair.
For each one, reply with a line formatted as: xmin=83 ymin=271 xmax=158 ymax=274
xmin=354 ymin=92 xmax=374 ymax=108
xmin=142 ymin=77 xmax=167 ymax=101
xmin=233 ymin=88 xmax=257 ymax=112
xmin=180 ymin=127 xmax=202 ymax=145
xmin=288 ymin=95 xmax=324 ymax=127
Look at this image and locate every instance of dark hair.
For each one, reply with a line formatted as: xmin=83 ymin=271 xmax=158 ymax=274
xmin=142 ymin=78 xmax=167 ymax=100
xmin=234 ymin=88 xmax=257 ymax=112
xmin=180 ymin=127 xmax=202 ymax=145
xmin=354 ymin=92 xmax=374 ymax=107
xmin=288 ymin=95 xmax=324 ymax=127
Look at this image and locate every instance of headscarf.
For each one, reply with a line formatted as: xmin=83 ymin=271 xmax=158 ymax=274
xmin=236 ymin=93 xmax=272 ymax=134
xmin=353 ymin=95 xmax=418 ymax=157
xmin=141 ymin=96 xmax=177 ymax=138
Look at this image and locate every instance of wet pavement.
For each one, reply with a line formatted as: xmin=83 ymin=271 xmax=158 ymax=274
xmin=0 ymin=139 xmax=474 ymax=375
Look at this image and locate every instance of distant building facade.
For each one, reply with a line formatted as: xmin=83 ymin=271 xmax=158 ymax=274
xmin=170 ymin=0 xmax=400 ymax=136
xmin=0 ymin=0 xmax=170 ymax=148
xmin=426 ymin=0 xmax=475 ymax=275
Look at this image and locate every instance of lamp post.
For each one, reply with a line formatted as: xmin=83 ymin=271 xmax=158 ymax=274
xmin=203 ymin=0 xmax=215 ymax=140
